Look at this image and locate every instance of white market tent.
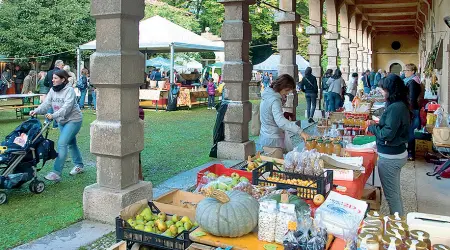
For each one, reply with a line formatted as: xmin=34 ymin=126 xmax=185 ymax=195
xmin=78 ymin=15 xmax=223 ymax=83
xmin=253 ymin=54 xmax=310 ymax=75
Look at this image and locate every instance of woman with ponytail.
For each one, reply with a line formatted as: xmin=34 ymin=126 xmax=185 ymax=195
xmin=30 ymin=70 xmax=84 ymax=181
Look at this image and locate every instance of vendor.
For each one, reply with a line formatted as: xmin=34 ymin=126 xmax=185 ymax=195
xmin=259 ymin=74 xmax=308 ymax=159
xmin=403 ymin=63 xmax=422 ymax=161
xmin=367 ymin=74 xmax=410 ymax=216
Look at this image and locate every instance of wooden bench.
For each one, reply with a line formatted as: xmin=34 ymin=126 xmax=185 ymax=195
xmin=0 ymin=104 xmax=40 ymax=119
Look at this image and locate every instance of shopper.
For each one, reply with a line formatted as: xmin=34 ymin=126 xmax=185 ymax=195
xmin=374 ymin=69 xmax=382 ymax=87
xmin=207 ymin=78 xmax=216 ymax=110
xmin=13 ymin=65 xmax=25 ymax=94
xmin=36 ymin=71 xmax=50 ymax=103
xmin=30 ymin=70 xmax=84 ymax=182
xmin=367 ymin=74 xmax=410 ymax=216
xmin=361 ymin=70 xmax=371 ymax=94
xmin=326 ymin=69 xmax=344 ymax=112
xmin=260 ymin=74 xmax=309 ymax=159
xmin=77 ymin=68 xmax=89 ymax=109
xmin=299 ymin=67 xmax=318 ymax=123
xmin=21 ymin=70 xmax=37 ymax=94
xmin=403 ymin=63 xmax=422 ymax=161
xmin=1 ymin=67 xmax=12 ymax=95
xmin=262 ymin=72 xmax=270 ymax=90
xmin=346 ymin=72 xmax=358 ymax=101
xmin=321 ymin=69 xmax=333 ymax=112
xmin=63 ymin=65 xmax=76 ymax=87
xmin=44 ymin=60 xmax=64 ymax=128
xmin=369 ymin=69 xmax=376 ymax=90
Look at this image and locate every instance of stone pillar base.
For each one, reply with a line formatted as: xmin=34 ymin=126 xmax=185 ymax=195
xmin=217 ymin=140 xmax=256 ymax=160
xmin=83 ymin=181 xmax=153 ymax=224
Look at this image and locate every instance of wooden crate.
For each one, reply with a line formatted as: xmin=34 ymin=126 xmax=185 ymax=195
xmin=187 ymin=243 xmax=216 ymax=250
xmin=107 ymin=241 xmax=126 ymax=250
xmin=362 ymin=186 xmax=381 ymax=211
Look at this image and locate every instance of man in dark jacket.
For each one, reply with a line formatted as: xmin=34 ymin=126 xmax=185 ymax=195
xmin=369 ymin=70 xmax=376 ymax=90
xmin=44 ymin=60 xmax=64 ymax=88
xmin=299 ymin=67 xmax=318 ymax=123
xmin=361 ymin=70 xmax=371 ymax=94
xmin=13 ymin=65 xmax=25 ymax=94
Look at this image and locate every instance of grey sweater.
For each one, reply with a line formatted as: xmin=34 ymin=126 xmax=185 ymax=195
xmin=34 ymin=84 xmax=82 ymax=125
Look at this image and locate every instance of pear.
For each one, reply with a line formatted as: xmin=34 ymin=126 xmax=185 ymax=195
xmin=140 ymin=207 xmax=152 ymax=218
xmin=171 ymin=214 xmax=179 ymax=222
xmin=135 ymin=224 xmax=145 ymax=231
xmin=163 ymin=229 xmax=173 ymax=238
xmin=128 ymin=220 xmax=137 ymax=228
xmin=231 ymin=172 xmax=240 ymax=179
xmin=136 ymin=219 xmax=145 ymax=225
xmin=178 ymin=226 xmax=185 ymax=234
xmin=180 ymin=216 xmax=191 ymax=224
xmin=157 ymin=222 xmax=167 ymax=232
xmin=166 ymin=220 xmax=174 ymax=227
xmin=158 ymin=212 xmax=167 ymax=221
xmin=144 ymin=226 xmax=153 ymax=233
xmin=184 ymin=221 xmax=193 ymax=231
xmin=175 ymin=221 xmax=183 ymax=228
xmin=145 ymin=221 xmax=155 ymax=227
xmin=136 ymin=214 xmax=143 ymax=221
xmin=193 ymin=222 xmax=199 ymax=227
xmin=143 ymin=214 xmax=152 ymax=221
xmin=156 ymin=230 xmax=161 ymax=234
xmin=169 ymin=225 xmax=178 ymax=235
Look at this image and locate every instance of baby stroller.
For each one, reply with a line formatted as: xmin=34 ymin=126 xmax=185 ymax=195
xmin=0 ymin=117 xmax=57 ymax=204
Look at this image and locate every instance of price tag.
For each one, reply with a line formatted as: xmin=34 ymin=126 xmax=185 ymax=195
xmin=281 ymin=193 xmax=289 ymax=203
xmin=263 ymin=244 xmax=278 ymax=250
xmin=288 ymin=221 xmax=297 ymax=230
xmin=191 ymin=231 xmax=207 ymax=237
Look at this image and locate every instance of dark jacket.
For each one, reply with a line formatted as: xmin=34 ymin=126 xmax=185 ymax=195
xmin=361 ymin=74 xmax=370 ymax=89
xmin=369 ymin=72 xmax=376 ymax=87
xmin=321 ymin=75 xmax=331 ymax=92
xmin=44 ymin=68 xmax=58 ymax=88
xmin=14 ymin=70 xmax=25 ymax=84
xmin=407 ymin=78 xmax=421 ymax=110
xmin=300 ymin=75 xmax=318 ymax=94
xmin=368 ymin=101 xmax=410 ymax=155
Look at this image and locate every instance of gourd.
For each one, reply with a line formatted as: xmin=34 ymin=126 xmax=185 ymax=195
xmin=196 ymin=190 xmax=259 ymax=237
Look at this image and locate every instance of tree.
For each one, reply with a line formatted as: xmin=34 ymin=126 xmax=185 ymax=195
xmin=145 ymin=1 xmax=201 ymax=33
xmin=0 ymin=0 xmax=95 ymax=60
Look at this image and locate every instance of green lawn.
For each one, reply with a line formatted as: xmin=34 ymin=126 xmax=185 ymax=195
xmin=0 ymin=95 xmax=307 ymax=249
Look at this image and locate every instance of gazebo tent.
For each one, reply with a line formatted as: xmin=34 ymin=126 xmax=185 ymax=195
xmin=253 ymin=54 xmax=310 ymax=77
xmin=78 ymin=15 xmax=223 ymax=83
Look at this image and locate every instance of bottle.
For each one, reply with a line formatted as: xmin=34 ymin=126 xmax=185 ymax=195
xmin=316 ymin=139 xmax=325 ymax=154
xmin=305 ymin=139 xmax=314 ymax=151
xmin=410 ymin=230 xmax=431 ymax=250
xmin=333 ymin=141 xmax=342 ymax=156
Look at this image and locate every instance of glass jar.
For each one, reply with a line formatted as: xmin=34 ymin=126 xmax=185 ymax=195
xmin=332 ymin=141 xmax=342 ymax=156
xmin=433 ymin=244 xmax=450 ymax=250
xmin=386 ymin=221 xmax=409 ymax=236
xmin=405 ymin=239 xmax=428 ymax=250
xmin=387 ymin=213 xmax=406 ymax=224
xmin=360 ymin=227 xmax=382 ymax=242
xmin=325 ymin=140 xmax=333 ymax=155
xmin=367 ymin=211 xmax=383 ymax=220
xmin=385 ymin=227 xmax=407 ymax=241
xmin=382 ymin=236 xmax=402 ymax=250
xmin=316 ymin=139 xmax=325 ymax=154
xmin=410 ymin=230 xmax=431 ymax=250
xmin=311 ymin=139 xmax=317 ymax=150
xmin=363 ymin=217 xmax=383 ymax=230
xmin=345 ymin=127 xmax=353 ymax=136
xmin=306 ymin=139 xmax=314 ymax=150
xmin=358 ymin=233 xmax=380 ymax=250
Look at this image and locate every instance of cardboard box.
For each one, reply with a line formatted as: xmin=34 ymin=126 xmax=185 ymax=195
xmin=416 ymin=139 xmax=433 ymax=157
xmin=153 ymin=189 xmax=206 ymax=220
xmin=361 ymin=186 xmax=381 ymax=211
xmin=324 ymin=168 xmax=362 ymax=181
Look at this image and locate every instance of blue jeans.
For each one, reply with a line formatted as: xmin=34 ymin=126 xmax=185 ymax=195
xmin=364 ymin=87 xmax=371 ymax=94
xmin=53 ymin=121 xmax=83 ymax=175
xmin=408 ymin=109 xmax=421 ymax=157
xmin=79 ymin=88 xmax=87 ymax=109
xmin=305 ymin=93 xmax=317 ymax=119
xmin=92 ymin=90 xmax=97 ymax=110
xmin=328 ymin=92 xmax=341 ymax=112
xmin=47 ymin=108 xmax=58 ymax=128
xmin=208 ymin=95 xmax=215 ymax=108
xmin=323 ymin=92 xmax=329 ymax=112
xmin=378 ymin=156 xmax=407 ymax=216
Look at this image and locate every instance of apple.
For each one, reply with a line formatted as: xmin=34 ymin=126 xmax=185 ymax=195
xmin=313 ymin=194 xmax=325 ymax=206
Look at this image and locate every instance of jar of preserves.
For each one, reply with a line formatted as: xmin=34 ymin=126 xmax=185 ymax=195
xmin=332 ymin=141 xmax=342 ymax=156
xmin=311 ymin=139 xmax=317 ymax=150
xmin=386 ymin=221 xmax=409 ymax=236
xmin=387 ymin=212 xmax=406 ymax=224
xmin=363 ymin=217 xmax=383 ymax=229
xmin=367 ymin=211 xmax=383 ymax=220
xmin=385 ymin=227 xmax=407 ymax=241
xmin=360 ymin=227 xmax=382 ymax=242
xmin=305 ymin=139 xmax=314 ymax=150
xmin=316 ymin=139 xmax=325 ymax=154
xmin=325 ymin=140 xmax=333 ymax=155
xmin=405 ymin=239 xmax=428 ymax=250
xmin=410 ymin=230 xmax=431 ymax=249
xmin=382 ymin=236 xmax=402 ymax=250
xmin=358 ymin=233 xmax=380 ymax=250
xmin=433 ymin=244 xmax=450 ymax=250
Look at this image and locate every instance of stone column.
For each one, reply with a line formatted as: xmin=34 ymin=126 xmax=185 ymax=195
xmin=275 ymin=0 xmax=299 ymax=120
xmin=217 ymin=0 xmax=256 ymax=160
xmin=349 ymin=43 xmax=358 ymax=75
xmin=362 ymin=50 xmax=368 ymax=72
xmin=339 ymin=4 xmax=351 ymax=81
xmin=356 ymin=15 xmax=363 ymax=73
xmin=307 ymin=0 xmax=323 ymax=109
xmin=83 ymin=0 xmax=152 ymax=224
xmin=367 ymin=30 xmax=373 ymax=70
xmin=325 ymin=0 xmax=339 ymax=71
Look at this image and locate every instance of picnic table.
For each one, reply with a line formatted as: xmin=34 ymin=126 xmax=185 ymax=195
xmin=0 ymin=94 xmax=42 ymax=119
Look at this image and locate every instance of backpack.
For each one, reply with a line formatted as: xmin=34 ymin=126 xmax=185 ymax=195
xmin=76 ymin=76 xmax=87 ymax=90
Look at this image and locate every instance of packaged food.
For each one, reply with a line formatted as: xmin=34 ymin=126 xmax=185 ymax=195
xmin=359 ymin=227 xmax=382 ymax=241
xmin=386 ymin=221 xmax=408 ymax=236
xmin=362 ymin=218 xmax=383 ymax=231
xmin=275 ymin=203 xmax=297 ymax=244
xmin=258 ymin=200 xmax=277 ymax=242
xmin=385 ymin=227 xmax=407 ymax=241
xmin=381 ymin=236 xmax=402 ymax=250
xmin=306 ymin=139 xmax=314 ymax=150
xmin=405 ymin=239 xmax=428 ymax=250
xmin=316 ymin=139 xmax=325 ymax=154
xmin=433 ymin=244 xmax=450 ymax=250
xmin=410 ymin=230 xmax=431 ymax=250
xmin=358 ymin=233 xmax=380 ymax=250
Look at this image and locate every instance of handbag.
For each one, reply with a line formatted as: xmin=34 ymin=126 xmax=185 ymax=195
xmin=433 ymin=127 xmax=450 ymax=147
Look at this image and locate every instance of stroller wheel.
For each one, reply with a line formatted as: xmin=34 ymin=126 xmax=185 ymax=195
xmin=29 ymin=180 xmax=45 ymax=194
xmin=0 ymin=192 xmax=7 ymax=205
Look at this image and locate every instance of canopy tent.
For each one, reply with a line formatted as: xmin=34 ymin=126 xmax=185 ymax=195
xmin=253 ymin=54 xmax=310 ymax=76
xmin=78 ymin=15 xmax=223 ymax=84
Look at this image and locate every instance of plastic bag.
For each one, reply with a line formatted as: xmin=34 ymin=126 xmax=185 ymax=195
xmin=232 ymin=181 xmax=252 ymax=195
xmin=434 ymin=107 xmax=445 ymax=127
xmin=258 ymin=200 xmax=278 ymax=242
xmin=275 ymin=203 xmax=297 ymax=244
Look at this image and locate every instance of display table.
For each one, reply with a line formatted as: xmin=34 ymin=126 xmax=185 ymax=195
xmin=189 ymin=151 xmax=377 ymax=250
xmin=0 ymin=93 xmax=43 ymax=119
xmin=139 ymin=88 xmax=221 ymax=109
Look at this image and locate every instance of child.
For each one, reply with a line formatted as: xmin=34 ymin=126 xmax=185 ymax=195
xmin=207 ymin=78 xmax=216 ymax=110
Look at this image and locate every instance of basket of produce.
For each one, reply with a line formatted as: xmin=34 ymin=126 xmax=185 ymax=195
xmin=195 ymin=169 xmax=253 ymax=196
xmin=116 ymin=201 xmax=198 ymax=250
xmin=196 ymin=164 xmax=253 ymax=186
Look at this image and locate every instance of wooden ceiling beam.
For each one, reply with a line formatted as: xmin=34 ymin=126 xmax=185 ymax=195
xmin=366 ymin=12 xmax=417 ymax=17
xmin=355 ymin=0 xmax=418 ymax=9
xmin=371 ymin=20 xmax=416 ymax=26
xmin=363 ymin=6 xmax=418 ymax=14
xmin=368 ymin=15 xmax=417 ymax=21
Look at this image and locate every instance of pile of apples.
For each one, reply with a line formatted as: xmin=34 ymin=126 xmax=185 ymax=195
xmin=126 ymin=207 xmax=198 ymax=237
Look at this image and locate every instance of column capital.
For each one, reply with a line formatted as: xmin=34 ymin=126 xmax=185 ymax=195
xmin=306 ymin=26 xmax=323 ymax=35
xmin=340 ymin=38 xmax=351 ymax=44
xmin=274 ymin=11 xmax=300 ymax=23
xmin=324 ymin=33 xmax=339 ymax=40
xmin=91 ymin=0 xmax=144 ymax=19
xmin=349 ymin=43 xmax=359 ymax=48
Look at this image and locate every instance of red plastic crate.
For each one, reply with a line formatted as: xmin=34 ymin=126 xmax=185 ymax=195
xmin=196 ymin=164 xmax=253 ymax=187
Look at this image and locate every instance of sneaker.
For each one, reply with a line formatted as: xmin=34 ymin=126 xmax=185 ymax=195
xmin=308 ymin=118 xmax=315 ymax=123
xmin=70 ymin=165 xmax=85 ymax=175
xmin=44 ymin=172 xmax=61 ymax=182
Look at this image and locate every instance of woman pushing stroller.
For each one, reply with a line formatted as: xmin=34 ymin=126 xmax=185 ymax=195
xmin=30 ymin=70 xmax=85 ymax=182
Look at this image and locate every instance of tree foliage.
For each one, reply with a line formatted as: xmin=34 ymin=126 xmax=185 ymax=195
xmin=0 ymin=0 xmax=95 ymax=59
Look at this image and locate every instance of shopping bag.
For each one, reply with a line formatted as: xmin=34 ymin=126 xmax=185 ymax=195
xmin=432 ymin=127 xmax=450 ymax=147
xmin=250 ymin=104 xmax=261 ymax=136
xmin=427 ymin=101 xmax=440 ymax=112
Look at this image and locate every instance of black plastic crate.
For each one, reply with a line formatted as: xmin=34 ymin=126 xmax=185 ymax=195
xmin=252 ymin=162 xmax=333 ymax=200
xmin=116 ymin=201 xmax=197 ymax=250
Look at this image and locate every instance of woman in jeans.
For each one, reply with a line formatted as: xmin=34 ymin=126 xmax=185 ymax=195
xmin=299 ymin=67 xmax=318 ymax=123
xmin=30 ymin=70 xmax=84 ymax=181
xmin=403 ymin=63 xmax=422 ymax=161
xmin=326 ymin=69 xmax=344 ymax=112
xmin=367 ymin=74 xmax=410 ymax=215
xmin=321 ymin=69 xmax=333 ymax=112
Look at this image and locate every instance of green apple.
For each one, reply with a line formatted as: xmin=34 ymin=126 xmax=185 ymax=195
xmin=175 ymin=221 xmax=183 ymax=228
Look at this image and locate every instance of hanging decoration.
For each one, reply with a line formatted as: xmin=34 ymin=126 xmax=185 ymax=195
xmin=424 ymin=40 xmax=441 ymax=96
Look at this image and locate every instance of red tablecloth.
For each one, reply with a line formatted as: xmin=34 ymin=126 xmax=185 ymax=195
xmin=329 ymin=150 xmax=377 ymax=250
